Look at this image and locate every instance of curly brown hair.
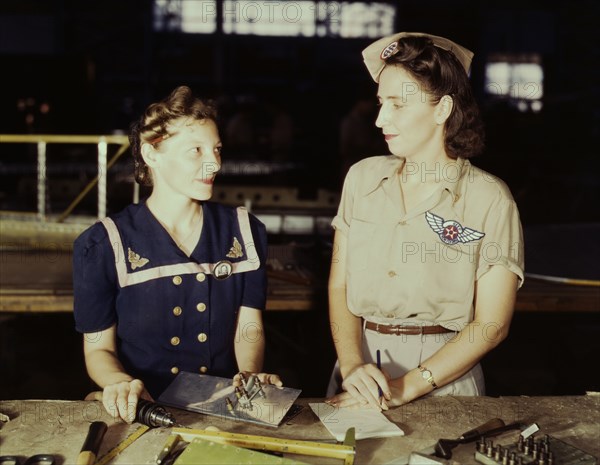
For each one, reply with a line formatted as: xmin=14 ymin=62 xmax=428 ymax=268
xmin=384 ymin=36 xmax=485 ymax=159
xmin=129 ymin=86 xmax=217 ymax=186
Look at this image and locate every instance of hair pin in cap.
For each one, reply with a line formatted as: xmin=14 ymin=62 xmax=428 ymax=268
xmin=362 ymin=32 xmax=474 ymax=82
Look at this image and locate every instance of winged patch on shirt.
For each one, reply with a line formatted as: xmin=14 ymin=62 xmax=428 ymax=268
xmin=425 ymin=211 xmax=485 ymax=245
xmin=128 ymin=247 xmax=149 ymax=270
xmin=226 ymin=237 xmax=244 ymax=259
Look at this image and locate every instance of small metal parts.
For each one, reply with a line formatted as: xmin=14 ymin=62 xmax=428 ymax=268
xmin=474 ymin=429 xmax=594 ymax=465
xmin=223 ymin=374 xmax=266 ymax=415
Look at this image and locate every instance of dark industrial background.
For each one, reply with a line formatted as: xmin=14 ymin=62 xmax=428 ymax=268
xmin=1 ymin=0 xmax=599 ymax=401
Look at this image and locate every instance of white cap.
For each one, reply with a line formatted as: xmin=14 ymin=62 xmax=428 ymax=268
xmin=362 ymin=32 xmax=474 ymax=82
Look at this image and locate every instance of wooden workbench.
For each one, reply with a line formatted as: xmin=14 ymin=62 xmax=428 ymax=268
xmin=0 ymin=396 xmax=598 ymax=464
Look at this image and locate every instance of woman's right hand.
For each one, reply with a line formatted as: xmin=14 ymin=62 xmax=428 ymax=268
xmin=339 ymin=363 xmax=391 ymax=410
xmin=98 ymin=379 xmax=153 ymax=423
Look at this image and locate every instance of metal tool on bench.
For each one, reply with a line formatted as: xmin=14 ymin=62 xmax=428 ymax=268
xmin=409 ymin=418 xmax=524 ymax=463
xmin=226 ymin=373 xmax=266 ymax=413
xmin=474 ymin=427 xmax=598 ymax=465
xmin=157 ymin=372 xmax=302 ymax=428
xmin=0 ymin=455 xmax=56 ymax=465
xmin=87 ymin=393 xmax=182 ymax=465
xmin=156 ymin=434 xmax=186 ymax=465
xmin=136 ymin=399 xmax=180 ymax=428
xmin=95 ymin=425 xmax=151 ymax=465
xmin=166 ymin=426 xmax=357 ymax=465
xmin=89 ymin=391 xmax=180 ymax=428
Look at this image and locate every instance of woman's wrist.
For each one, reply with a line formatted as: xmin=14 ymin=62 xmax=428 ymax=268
xmin=339 ymin=358 xmax=364 ymax=378
xmin=238 ymin=361 xmax=264 ymax=373
xmin=100 ymin=373 xmax=135 ymax=388
xmin=389 ymin=369 xmax=429 ymax=406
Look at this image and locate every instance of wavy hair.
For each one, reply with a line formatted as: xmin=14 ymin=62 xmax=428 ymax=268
xmin=384 ymin=36 xmax=485 ymax=159
xmin=129 ymin=86 xmax=217 ymax=186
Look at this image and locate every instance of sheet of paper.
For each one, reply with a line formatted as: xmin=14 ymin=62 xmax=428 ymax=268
xmin=309 ymin=402 xmax=404 ymax=441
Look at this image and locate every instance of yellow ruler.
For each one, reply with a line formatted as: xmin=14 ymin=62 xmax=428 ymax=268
xmin=95 ymin=424 xmax=150 ymax=465
xmin=172 ymin=427 xmax=356 ymax=465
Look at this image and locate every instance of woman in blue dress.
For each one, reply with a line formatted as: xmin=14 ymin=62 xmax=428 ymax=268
xmin=73 ymin=86 xmax=280 ymax=422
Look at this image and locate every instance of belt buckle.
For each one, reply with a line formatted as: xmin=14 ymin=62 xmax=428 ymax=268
xmin=399 ymin=324 xmax=423 ymax=335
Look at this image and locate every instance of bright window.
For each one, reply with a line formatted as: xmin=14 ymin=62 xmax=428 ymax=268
xmin=485 ymin=54 xmax=544 ymax=112
xmin=335 ymin=2 xmax=396 ymax=38
xmin=153 ymin=0 xmax=396 ymax=38
xmin=223 ymin=1 xmax=316 ymax=36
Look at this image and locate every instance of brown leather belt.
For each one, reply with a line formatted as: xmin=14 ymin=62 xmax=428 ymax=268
xmin=365 ymin=321 xmax=454 ymax=335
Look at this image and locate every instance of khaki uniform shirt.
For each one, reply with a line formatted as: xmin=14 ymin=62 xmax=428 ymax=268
xmin=333 ymin=156 xmax=524 ymax=329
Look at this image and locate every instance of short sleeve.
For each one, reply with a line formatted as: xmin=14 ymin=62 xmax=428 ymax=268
xmin=476 ymin=198 xmax=525 ymax=288
xmin=240 ymin=214 xmax=268 ymax=310
xmin=72 ymin=223 xmax=119 ymax=333
xmin=331 ymin=164 xmax=358 ymax=235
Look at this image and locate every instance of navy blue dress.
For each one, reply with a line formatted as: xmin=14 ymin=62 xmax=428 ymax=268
xmin=73 ymin=202 xmax=267 ymax=398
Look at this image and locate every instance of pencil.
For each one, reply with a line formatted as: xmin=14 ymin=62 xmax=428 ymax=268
xmin=376 ymin=349 xmax=383 ymax=401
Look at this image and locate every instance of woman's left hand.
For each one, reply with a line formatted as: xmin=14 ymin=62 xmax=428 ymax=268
xmin=233 ymin=371 xmax=283 ymax=388
xmin=336 ymin=363 xmax=392 ymax=410
xmin=325 ymin=391 xmax=373 ymax=409
xmin=326 ymin=380 xmax=404 ymax=410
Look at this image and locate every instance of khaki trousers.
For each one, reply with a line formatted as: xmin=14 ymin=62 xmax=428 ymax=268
xmin=326 ymin=320 xmax=485 ymax=397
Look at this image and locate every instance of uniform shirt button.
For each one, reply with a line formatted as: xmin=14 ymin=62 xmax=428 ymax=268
xmin=170 ymin=336 xmax=180 ymax=346
xmin=197 ymin=333 xmax=208 ymax=343
xmin=388 ymin=270 xmax=397 ymax=277
xmin=173 ymin=306 xmax=183 ymax=316
xmin=199 ymin=366 xmax=208 ymax=373
xmin=172 ymin=276 xmax=182 ymax=285
xmin=196 ymin=302 xmax=206 ymax=312
xmin=399 ymin=221 xmax=407 ymax=225
xmin=196 ymin=273 xmax=206 ymax=282
xmin=171 ymin=366 xmax=179 ymax=374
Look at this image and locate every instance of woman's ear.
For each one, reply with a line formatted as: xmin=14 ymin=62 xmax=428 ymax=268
xmin=141 ymin=142 xmax=160 ymax=168
xmin=435 ymin=95 xmax=454 ymax=125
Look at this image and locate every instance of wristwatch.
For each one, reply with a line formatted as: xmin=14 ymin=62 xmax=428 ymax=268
xmin=418 ymin=364 xmax=438 ymax=389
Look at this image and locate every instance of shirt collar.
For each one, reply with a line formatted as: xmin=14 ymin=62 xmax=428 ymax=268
xmin=441 ymin=157 xmax=467 ymax=200
xmin=360 ymin=156 xmax=468 ymax=198
xmin=361 ymin=156 xmax=405 ymax=196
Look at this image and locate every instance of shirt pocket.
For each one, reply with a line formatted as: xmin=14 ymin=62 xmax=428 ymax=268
xmin=347 ymin=218 xmax=377 ymax=273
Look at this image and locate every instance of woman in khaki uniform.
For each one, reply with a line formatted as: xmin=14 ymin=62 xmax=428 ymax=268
xmin=326 ymin=32 xmax=524 ymax=410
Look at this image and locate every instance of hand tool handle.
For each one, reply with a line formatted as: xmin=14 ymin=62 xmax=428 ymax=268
xmin=460 ymin=419 xmax=524 ymax=444
xmin=469 ymin=421 xmax=524 ymax=442
xmin=77 ymin=421 xmax=108 ymax=465
xmin=459 ymin=418 xmax=505 ymax=441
